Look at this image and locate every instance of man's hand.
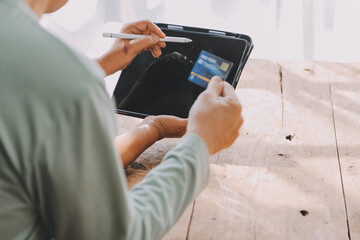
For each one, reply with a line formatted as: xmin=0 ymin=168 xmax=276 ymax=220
xmin=142 ymin=115 xmax=187 ymax=140
xmin=187 ymin=76 xmax=244 ymax=155
xmin=115 ymin=115 xmax=186 ymax=167
xmin=97 ymin=20 xmax=166 ymax=76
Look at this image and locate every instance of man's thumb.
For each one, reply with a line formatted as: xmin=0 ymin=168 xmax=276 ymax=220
xmin=206 ymin=76 xmax=224 ymax=96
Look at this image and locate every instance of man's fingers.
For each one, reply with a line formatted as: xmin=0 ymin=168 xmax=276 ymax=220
xmin=142 ymin=20 xmax=165 ymax=38
xmin=222 ymin=81 xmax=238 ymax=99
xmin=206 ymin=76 xmax=224 ymax=96
xmin=154 ymin=45 xmax=162 ymax=56
xmin=150 ymin=44 xmax=162 ymax=57
xmin=158 ymin=41 xmax=166 ymax=49
xmin=129 ymin=35 xmax=160 ymax=54
xmin=126 ymin=20 xmax=165 ymax=38
xmin=121 ymin=20 xmax=166 ymax=56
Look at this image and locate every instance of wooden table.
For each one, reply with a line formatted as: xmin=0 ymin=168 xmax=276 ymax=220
xmin=115 ymin=59 xmax=360 ymax=240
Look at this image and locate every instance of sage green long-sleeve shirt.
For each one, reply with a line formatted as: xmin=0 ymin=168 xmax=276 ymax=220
xmin=0 ymin=1 xmax=210 ymax=239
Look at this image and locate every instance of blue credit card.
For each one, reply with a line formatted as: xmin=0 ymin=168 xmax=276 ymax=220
xmin=188 ymin=50 xmax=233 ymax=88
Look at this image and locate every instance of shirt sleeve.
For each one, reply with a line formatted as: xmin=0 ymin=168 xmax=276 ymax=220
xmin=128 ymin=133 xmax=210 ymax=240
xmin=34 ymin=80 xmax=210 ymax=240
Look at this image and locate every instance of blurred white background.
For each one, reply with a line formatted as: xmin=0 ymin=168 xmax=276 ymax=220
xmin=41 ymin=0 xmax=360 ymax=63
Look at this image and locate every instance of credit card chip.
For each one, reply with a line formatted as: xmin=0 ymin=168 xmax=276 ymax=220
xmin=220 ymin=62 xmax=230 ymax=72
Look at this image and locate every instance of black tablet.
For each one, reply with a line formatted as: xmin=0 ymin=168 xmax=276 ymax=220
xmin=112 ymin=23 xmax=253 ymax=118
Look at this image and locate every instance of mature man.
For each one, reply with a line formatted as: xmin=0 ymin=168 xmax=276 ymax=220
xmin=0 ymin=0 xmax=243 ymax=239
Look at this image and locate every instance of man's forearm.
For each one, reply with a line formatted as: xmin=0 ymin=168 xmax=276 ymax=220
xmin=114 ymin=124 xmax=159 ymax=167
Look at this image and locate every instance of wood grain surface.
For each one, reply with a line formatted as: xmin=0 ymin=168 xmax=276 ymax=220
xmin=115 ymin=59 xmax=359 ymax=240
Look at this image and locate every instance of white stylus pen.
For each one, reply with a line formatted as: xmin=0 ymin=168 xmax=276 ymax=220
xmin=102 ymin=32 xmax=193 ymax=43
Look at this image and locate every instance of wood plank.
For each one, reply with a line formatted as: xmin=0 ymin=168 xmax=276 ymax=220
xmin=187 ymin=59 xmax=349 ymax=239
xmin=188 ymin=59 xmax=285 ymax=239
xmin=328 ymin=62 xmax=360 ymax=239
xmin=280 ymin=60 xmax=348 ymax=239
xmin=211 ymin=59 xmax=283 ymax=166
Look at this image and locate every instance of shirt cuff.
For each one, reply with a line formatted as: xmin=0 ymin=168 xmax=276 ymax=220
xmin=177 ymin=133 xmax=210 ymax=159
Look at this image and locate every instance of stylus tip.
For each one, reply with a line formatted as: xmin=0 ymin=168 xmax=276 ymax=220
xmin=186 ymin=38 xmax=193 ymax=43
xmin=103 ymin=32 xmax=112 ymax=38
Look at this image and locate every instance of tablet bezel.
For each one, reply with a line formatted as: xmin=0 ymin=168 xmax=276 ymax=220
xmin=113 ymin=23 xmax=253 ymax=118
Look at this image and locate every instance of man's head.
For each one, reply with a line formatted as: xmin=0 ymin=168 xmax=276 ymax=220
xmin=45 ymin=0 xmax=68 ymax=13
xmin=25 ymin=0 xmax=68 ymax=17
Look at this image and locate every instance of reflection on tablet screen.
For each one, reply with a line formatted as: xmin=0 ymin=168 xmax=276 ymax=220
xmin=116 ymin=51 xmax=196 ymax=118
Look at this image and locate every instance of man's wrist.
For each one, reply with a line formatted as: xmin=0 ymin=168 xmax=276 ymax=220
xmin=185 ymin=130 xmax=212 ymax=155
xmin=97 ymin=53 xmax=119 ymax=76
xmin=147 ymin=121 xmax=163 ymax=141
xmin=97 ymin=57 xmax=111 ymax=76
xmin=180 ymin=133 xmax=211 ymax=158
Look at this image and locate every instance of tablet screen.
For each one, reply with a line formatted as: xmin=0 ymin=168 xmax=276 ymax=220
xmin=113 ymin=28 xmax=249 ymax=118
